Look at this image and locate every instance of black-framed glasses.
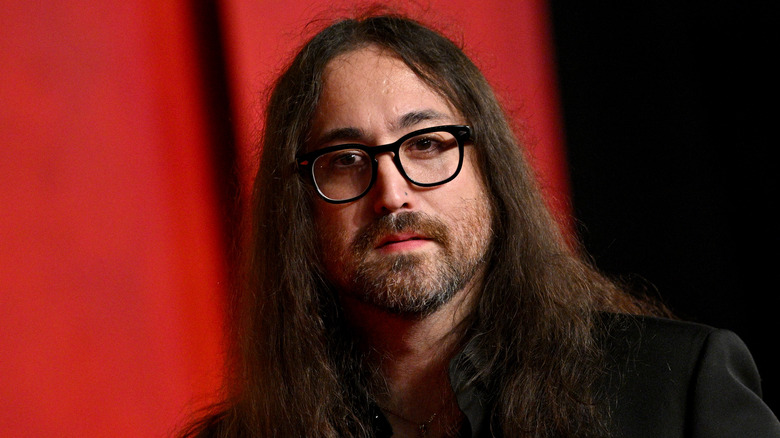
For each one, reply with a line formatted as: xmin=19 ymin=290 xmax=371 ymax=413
xmin=297 ymin=125 xmax=471 ymax=204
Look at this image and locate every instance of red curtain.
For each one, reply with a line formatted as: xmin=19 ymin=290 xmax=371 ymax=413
xmin=1 ymin=2 xmax=226 ymax=436
xmin=0 ymin=1 xmax=564 ymax=436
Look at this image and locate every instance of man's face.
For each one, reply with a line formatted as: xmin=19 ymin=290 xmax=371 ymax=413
xmin=309 ymin=46 xmax=493 ymax=317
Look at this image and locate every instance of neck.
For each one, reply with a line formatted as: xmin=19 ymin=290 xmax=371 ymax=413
xmin=339 ymin=278 xmax=481 ymax=437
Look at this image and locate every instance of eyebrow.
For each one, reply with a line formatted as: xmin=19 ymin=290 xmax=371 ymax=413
xmin=394 ymin=109 xmax=450 ymax=130
xmin=312 ymin=127 xmax=366 ymax=148
xmin=311 ymin=109 xmax=452 ymax=149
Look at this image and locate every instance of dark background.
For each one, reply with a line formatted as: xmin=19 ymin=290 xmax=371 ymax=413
xmin=550 ymin=4 xmax=777 ymax=412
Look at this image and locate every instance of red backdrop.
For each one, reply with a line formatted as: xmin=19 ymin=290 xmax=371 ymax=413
xmin=0 ymin=1 xmax=565 ymax=436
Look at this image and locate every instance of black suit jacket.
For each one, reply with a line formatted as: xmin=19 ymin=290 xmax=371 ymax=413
xmin=200 ymin=315 xmax=780 ymax=437
xmin=603 ymin=315 xmax=780 ymax=437
xmin=444 ymin=314 xmax=780 ymax=437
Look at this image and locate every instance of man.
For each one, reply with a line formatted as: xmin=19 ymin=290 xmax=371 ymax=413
xmin=182 ymin=14 xmax=779 ymax=438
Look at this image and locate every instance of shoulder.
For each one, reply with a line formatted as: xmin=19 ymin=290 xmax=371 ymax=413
xmin=601 ymin=313 xmax=719 ymax=366
xmin=600 ymin=313 xmax=780 ymax=438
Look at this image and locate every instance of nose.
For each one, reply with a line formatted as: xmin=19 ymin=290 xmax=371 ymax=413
xmin=371 ymin=153 xmax=412 ymax=215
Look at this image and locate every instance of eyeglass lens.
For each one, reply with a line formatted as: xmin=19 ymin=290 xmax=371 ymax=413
xmin=312 ymin=130 xmax=461 ymax=202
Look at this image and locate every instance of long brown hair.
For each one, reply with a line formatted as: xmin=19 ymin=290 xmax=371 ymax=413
xmin=181 ymin=12 xmax=665 ymax=438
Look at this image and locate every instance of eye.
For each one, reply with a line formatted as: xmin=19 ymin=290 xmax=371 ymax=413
xmin=409 ymin=137 xmax=440 ymax=151
xmin=402 ymin=133 xmax=456 ymax=158
xmin=333 ymin=151 xmax=364 ymax=167
xmin=317 ymin=149 xmax=369 ymax=172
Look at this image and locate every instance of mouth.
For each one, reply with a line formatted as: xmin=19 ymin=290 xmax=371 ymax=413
xmin=375 ymin=232 xmax=431 ymax=250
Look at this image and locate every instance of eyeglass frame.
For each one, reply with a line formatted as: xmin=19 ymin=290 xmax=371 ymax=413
xmin=296 ymin=125 xmax=472 ymax=204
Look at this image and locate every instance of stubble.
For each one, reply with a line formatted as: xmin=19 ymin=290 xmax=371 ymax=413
xmin=319 ymin=200 xmax=492 ymax=317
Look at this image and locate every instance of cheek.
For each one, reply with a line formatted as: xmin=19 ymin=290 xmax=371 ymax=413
xmin=313 ymin=203 xmax=360 ymax=253
xmin=438 ymin=162 xmax=489 ymax=210
xmin=312 ymin=205 xmax=365 ymax=286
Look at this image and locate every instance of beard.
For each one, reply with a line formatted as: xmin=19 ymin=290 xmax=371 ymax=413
xmin=319 ymin=202 xmax=492 ymax=318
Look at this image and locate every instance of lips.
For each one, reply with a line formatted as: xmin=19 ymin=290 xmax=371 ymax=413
xmin=351 ymin=212 xmax=448 ymax=255
xmin=375 ymin=232 xmax=430 ymax=249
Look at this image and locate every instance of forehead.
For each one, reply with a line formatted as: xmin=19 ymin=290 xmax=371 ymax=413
xmin=322 ymin=46 xmax=418 ymax=93
xmin=310 ymin=46 xmax=459 ymax=143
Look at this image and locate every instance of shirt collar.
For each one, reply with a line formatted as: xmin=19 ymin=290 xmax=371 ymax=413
xmin=449 ymin=346 xmax=491 ymax=438
xmin=369 ymin=345 xmax=493 ymax=438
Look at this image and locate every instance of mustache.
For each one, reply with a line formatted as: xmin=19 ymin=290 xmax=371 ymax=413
xmin=351 ymin=212 xmax=450 ymax=254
